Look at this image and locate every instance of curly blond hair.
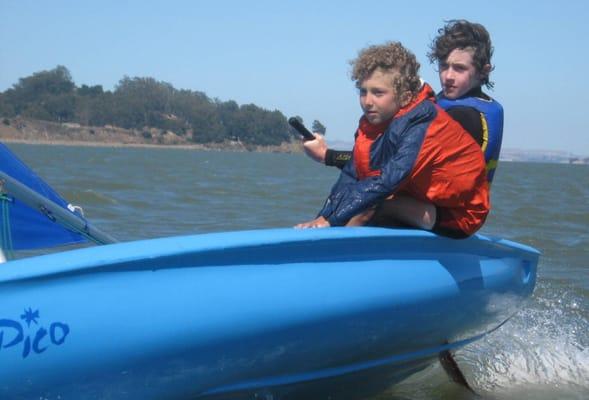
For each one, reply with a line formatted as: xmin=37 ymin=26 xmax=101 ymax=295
xmin=351 ymin=41 xmax=421 ymax=95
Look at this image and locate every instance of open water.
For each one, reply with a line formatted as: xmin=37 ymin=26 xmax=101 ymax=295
xmin=6 ymin=143 xmax=589 ymax=399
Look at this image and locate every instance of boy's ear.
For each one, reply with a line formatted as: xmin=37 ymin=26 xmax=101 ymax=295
xmin=480 ymin=64 xmax=492 ymax=79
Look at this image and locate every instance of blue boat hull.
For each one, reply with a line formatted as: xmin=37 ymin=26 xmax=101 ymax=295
xmin=0 ymin=227 xmax=539 ymax=399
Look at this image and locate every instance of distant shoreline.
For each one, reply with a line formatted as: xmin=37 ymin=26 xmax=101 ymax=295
xmin=3 ymin=137 xmax=223 ymax=151
xmin=0 ymin=117 xmax=304 ymax=153
xmin=1 ymin=137 xmax=306 ymax=154
xmin=2 ymin=119 xmax=585 ymax=163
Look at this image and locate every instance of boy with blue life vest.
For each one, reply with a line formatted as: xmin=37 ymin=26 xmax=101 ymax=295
xmin=296 ymin=42 xmax=489 ymax=237
xmin=303 ymin=20 xmax=503 ymax=183
xmin=432 ymin=19 xmax=503 ymax=182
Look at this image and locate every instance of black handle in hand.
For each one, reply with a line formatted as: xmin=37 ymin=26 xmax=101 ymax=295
xmin=288 ymin=117 xmax=315 ymax=141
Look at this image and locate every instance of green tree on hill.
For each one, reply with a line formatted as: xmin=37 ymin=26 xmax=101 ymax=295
xmin=0 ymin=66 xmax=294 ymax=146
xmin=2 ymin=65 xmax=76 ymax=122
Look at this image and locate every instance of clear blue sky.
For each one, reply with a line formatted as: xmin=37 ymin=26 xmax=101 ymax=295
xmin=1 ymin=0 xmax=587 ymax=155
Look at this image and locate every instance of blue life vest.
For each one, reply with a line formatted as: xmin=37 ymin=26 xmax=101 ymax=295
xmin=437 ymin=94 xmax=504 ymax=183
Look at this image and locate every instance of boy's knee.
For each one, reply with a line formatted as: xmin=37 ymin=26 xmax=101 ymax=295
xmin=372 ymin=196 xmax=437 ymax=230
xmin=346 ymin=207 xmax=377 ymax=226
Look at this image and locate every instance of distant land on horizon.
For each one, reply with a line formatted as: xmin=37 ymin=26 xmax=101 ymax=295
xmin=1 ymin=116 xmax=586 ymax=165
xmin=328 ymin=139 xmax=589 ymax=165
xmin=499 ymin=148 xmax=589 ymax=164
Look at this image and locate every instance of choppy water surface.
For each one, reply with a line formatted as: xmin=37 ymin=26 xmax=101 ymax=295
xmin=7 ymin=143 xmax=589 ymax=399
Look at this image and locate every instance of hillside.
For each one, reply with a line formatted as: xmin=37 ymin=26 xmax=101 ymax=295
xmin=0 ymin=66 xmax=303 ymax=148
xmin=0 ymin=117 xmax=303 ymax=153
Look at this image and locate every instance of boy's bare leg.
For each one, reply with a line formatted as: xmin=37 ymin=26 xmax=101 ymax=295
xmin=367 ymin=195 xmax=436 ymax=230
xmin=346 ymin=206 xmax=377 ymax=226
xmin=345 ymin=195 xmax=436 ymax=230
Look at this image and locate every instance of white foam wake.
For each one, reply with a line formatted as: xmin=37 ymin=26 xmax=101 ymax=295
xmin=459 ymin=282 xmax=589 ymax=399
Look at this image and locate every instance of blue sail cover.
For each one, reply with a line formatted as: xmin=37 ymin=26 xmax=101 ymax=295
xmin=0 ymin=143 xmax=87 ymax=250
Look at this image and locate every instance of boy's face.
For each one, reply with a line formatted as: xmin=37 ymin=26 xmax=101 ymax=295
xmin=439 ymin=48 xmax=482 ymax=99
xmin=359 ymin=69 xmax=405 ymax=125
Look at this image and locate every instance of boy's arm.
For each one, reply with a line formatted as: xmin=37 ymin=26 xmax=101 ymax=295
xmin=325 ymin=149 xmax=352 ymax=169
xmin=319 ymin=122 xmax=427 ymax=226
xmin=331 ymin=158 xmax=358 ymax=189
xmin=317 ymin=156 xmax=358 ymax=218
xmin=297 ymin=165 xmax=357 ymax=229
xmin=303 ymin=134 xmax=352 ymax=169
xmin=446 ymin=107 xmax=483 ymax=146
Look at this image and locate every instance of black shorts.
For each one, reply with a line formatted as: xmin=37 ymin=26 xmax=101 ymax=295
xmin=431 ymin=206 xmax=470 ymax=239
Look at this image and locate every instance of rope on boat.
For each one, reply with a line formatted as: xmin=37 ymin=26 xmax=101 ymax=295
xmin=0 ymin=192 xmax=14 ymax=261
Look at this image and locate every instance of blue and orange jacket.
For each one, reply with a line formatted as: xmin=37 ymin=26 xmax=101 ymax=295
xmin=319 ymin=83 xmax=489 ymax=235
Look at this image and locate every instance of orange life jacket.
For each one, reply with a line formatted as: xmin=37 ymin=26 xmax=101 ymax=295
xmin=323 ymin=83 xmax=489 ymax=235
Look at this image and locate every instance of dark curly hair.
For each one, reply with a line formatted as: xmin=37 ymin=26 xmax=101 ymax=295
xmin=351 ymin=41 xmax=421 ymax=96
xmin=428 ymin=20 xmax=494 ymax=89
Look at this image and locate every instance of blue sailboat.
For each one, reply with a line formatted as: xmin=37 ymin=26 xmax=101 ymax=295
xmin=0 ymin=143 xmax=114 ymax=256
xmin=0 ymin=143 xmax=89 ymax=252
xmin=0 ymin=143 xmax=539 ymax=399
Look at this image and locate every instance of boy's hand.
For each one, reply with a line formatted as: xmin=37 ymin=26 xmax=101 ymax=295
xmin=295 ymin=216 xmax=331 ymax=229
xmin=302 ymin=133 xmax=328 ymax=164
